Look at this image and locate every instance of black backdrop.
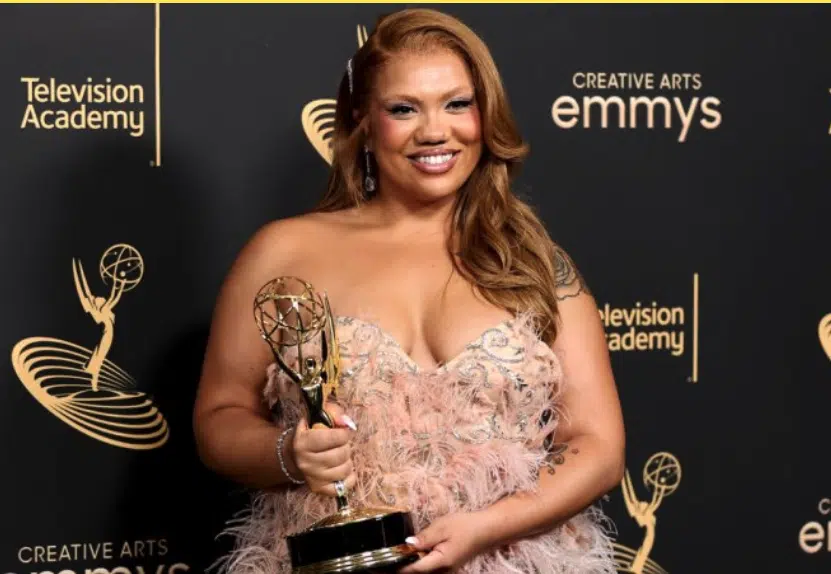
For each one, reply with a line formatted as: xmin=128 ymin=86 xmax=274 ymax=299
xmin=2 ymin=4 xmax=830 ymax=574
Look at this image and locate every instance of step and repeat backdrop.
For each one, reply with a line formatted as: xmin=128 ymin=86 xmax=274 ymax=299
xmin=1 ymin=3 xmax=829 ymax=574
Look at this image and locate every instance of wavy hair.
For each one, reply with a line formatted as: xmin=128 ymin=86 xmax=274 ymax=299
xmin=315 ymin=8 xmax=565 ymax=344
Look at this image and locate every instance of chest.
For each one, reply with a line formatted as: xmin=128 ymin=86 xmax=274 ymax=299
xmin=265 ymin=312 xmax=562 ymax=445
xmin=296 ymin=238 xmax=512 ymax=371
xmin=326 ymin=315 xmax=560 ymax=444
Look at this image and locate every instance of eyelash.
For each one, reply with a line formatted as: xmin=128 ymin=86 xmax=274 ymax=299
xmin=448 ymin=98 xmax=474 ymax=110
xmin=388 ymin=99 xmax=474 ymax=116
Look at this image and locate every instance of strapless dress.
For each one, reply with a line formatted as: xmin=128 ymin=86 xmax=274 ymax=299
xmin=216 ymin=313 xmax=616 ymax=574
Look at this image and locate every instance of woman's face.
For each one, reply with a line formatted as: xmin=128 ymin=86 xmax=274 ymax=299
xmin=367 ymin=48 xmax=482 ymax=204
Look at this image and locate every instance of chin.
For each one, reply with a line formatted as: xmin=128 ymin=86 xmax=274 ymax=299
xmin=406 ymin=178 xmax=466 ymax=202
xmin=381 ymin=155 xmax=478 ymax=203
xmin=406 ymin=167 xmax=477 ymax=202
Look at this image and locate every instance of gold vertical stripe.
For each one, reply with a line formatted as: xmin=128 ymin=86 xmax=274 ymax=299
xmin=692 ymin=272 xmax=699 ymax=383
xmin=155 ymin=3 xmax=161 ymax=167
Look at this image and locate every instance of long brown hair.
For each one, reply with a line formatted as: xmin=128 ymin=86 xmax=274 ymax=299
xmin=315 ymin=8 xmax=565 ymax=344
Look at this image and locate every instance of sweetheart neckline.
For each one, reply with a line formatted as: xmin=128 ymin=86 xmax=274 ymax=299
xmin=335 ymin=314 xmax=519 ymax=374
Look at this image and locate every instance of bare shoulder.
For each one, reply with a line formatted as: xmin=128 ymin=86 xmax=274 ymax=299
xmin=233 ymin=212 xmax=343 ymax=273
xmin=241 ymin=213 xmax=321 ymax=256
xmin=548 ymin=243 xmax=606 ymax=354
xmin=552 ymin=243 xmax=593 ymax=303
xmin=257 ymin=209 xmax=360 ymax=242
xmin=202 ymin=211 xmax=344 ymax=372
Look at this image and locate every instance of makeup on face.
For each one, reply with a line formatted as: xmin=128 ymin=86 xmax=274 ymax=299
xmin=369 ymin=49 xmax=483 ymax=201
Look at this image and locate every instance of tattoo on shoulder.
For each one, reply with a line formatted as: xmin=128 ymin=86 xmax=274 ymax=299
xmin=554 ymin=247 xmax=591 ymax=301
xmin=542 ymin=442 xmax=580 ymax=475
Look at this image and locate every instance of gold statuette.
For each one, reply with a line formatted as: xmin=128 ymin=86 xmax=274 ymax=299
xmin=253 ymin=276 xmax=418 ymax=574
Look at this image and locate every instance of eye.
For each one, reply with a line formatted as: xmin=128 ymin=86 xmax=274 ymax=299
xmin=388 ymin=104 xmax=415 ymax=116
xmin=447 ymin=98 xmax=474 ymax=111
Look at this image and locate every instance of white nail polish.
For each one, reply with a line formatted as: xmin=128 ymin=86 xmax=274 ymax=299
xmin=343 ymin=415 xmax=358 ymax=431
xmin=405 ymin=536 xmax=418 ymax=546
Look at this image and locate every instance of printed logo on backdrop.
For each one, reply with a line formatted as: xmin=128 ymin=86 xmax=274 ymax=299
xmin=800 ymin=301 xmax=831 ymax=552
xmin=9 ymin=539 xmax=188 ymax=574
xmin=302 ymin=25 xmax=368 ymax=164
xmin=552 ymin=72 xmax=722 ymax=142
xmin=800 ymin=498 xmax=831 ymax=554
xmin=614 ymin=452 xmax=682 ymax=574
xmin=20 ymin=77 xmax=146 ymax=138
xmin=18 ymin=4 xmax=163 ymax=166
xmin=600 ymin=274 xmax=701 ymax=383
xmin=10 ymin=243 xmax=169 ymax=450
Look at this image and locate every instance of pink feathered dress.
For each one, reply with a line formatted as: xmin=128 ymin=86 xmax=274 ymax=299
xmin=217 ymin=313 xmax=616 ymax=574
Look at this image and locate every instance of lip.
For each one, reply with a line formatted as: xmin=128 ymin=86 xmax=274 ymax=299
xmin=408 ymin=148 xmax=460 ymax=159
xmin=407 ymin=149 xmax=460 ymax=175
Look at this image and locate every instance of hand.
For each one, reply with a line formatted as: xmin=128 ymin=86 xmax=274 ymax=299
xmin=289 ymin=402 xmax=358 ymax=497
xmin=399 ymin=512 xmax=493 ymax=573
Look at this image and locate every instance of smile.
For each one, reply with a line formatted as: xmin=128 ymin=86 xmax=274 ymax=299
xmin=408 ymin=151 xmax=460 ymax=174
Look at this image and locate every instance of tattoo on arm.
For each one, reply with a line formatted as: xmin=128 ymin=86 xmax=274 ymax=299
xmin=542 ymin=442 xmax=580 ymax=475
xmin=554 ymin=246 xmax=591 ymax=301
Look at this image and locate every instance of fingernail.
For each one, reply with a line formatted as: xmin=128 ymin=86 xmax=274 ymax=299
xmin=342 ymin=415 xmax=358 ymax=431
xmin=405 ymin=536 xmax=419 ymax=546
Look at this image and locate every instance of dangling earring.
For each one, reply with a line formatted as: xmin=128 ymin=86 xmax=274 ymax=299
xmin=363 ymin=145 xmax=376 ymax=194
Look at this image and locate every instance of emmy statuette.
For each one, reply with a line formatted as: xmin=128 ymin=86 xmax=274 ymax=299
xmin=253 ymin=277 xmax=419 ymax=574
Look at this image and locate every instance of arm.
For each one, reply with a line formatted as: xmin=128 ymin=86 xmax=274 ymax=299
xmin=107 ymin=273 xmax=124 ymax=309
xmin=402 ymin=248 xmax=625 ymax=572
xmin=193 ymin=220 xmax=305 ymax=489
xmin=476 ymin=247 xmax=625 ymax=545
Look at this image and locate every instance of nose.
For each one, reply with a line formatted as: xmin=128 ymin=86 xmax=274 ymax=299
xmin=414 ymin=110 xmax=448 ymax=145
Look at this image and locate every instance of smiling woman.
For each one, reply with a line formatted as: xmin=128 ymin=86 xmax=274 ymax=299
xmin=194 ymin=7 xmax=624 ymax=574
xmin=362 ymin=48 xmax=482 ymax=201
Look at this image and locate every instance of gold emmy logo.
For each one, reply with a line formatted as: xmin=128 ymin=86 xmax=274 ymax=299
xmin=301 ymin=25 xmax=369 ymax=165
xmin=614 ymin=452 xmax=682 ymax=574
xmin=11 ymin=243 xmax=169 ymax=450
xmin=819 ymin=313 xmax=831 ymax=362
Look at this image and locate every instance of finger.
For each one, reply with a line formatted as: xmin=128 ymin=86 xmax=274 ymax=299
xmin=406 ymin=519 xmax=448 ymax=551
xmin=295 ymin=444 xmax=350 ymax=479
xmin=306 ymin=443 xmax=351 ymax=468
xmin=314 ymin=472 xmax=358 ymax=497
xmin=323 ymin=402 xmax=358 ymax=431
xmin=303 ymin=428 xmax=352 ymax=452
xmin=323 ymin=401 xmax=344 ymax=418
xmin=312 ymin=459 xmax=353 ymax=484
xmin=344 ymin=472 xmax=357 ymax=491
xmin=398 ymin=549 xmax=450 ymax=574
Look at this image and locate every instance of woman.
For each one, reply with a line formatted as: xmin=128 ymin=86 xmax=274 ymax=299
xmin=194 ymin=8 xmax=624 ymax=574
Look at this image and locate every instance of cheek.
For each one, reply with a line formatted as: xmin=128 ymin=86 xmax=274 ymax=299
xmin=375 ymin=115 xmax=411 ymax=152
xmin=455 ymin=111 xmax=482 ymax=145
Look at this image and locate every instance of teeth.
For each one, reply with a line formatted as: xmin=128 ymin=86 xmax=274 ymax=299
xmin=415 ymin=153 xmax=453 ymax=165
